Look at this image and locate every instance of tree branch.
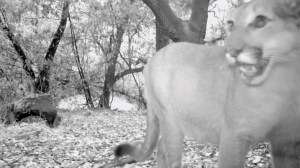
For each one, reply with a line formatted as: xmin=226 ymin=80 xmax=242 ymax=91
xmin=44 ymin=0 xmax=70 ymax=62
xmin=69 ymin=10 xmax=94 ymax=108
xmin=190 ymin=0 xmax=209 ymax=40
xmin=135 ymin=57 xmax=148 ymax=65
xmin=142 ymin=0 xmax=182 ymax=42
xmin=35 ymin=0 xmax=70 ymax=93
xmin=142 ymin=0 xmax=209 ymax=43
xmin=114 ymin=66 xmax=144 ymax=82
xmin=93 ymin=35 xmax=107 ymax=55
xmin=119 ymin=52 xmax=146 ymax=108
xmin=0 ymin=6 xmax=36 ymax=80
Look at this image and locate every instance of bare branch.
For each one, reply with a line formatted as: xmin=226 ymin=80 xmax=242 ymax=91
xmin=114 ymin=66 xmax=144 ymax=82
xmin=118 ymin=52 xmax=146 ymax=108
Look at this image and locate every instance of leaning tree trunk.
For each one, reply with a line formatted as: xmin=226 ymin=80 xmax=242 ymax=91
xmin=68 ymin=11 xmax=94 ymax=108
xmin=0 ymin=1 xmax=70 ymax=94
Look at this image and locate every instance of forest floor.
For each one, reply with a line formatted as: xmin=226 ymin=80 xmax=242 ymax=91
xmin=0 ymin=109 xmax=272 ymax=168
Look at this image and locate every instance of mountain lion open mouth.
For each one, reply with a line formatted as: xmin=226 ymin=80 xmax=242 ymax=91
xmin=226 ymin=52 xmax=271 ymax=85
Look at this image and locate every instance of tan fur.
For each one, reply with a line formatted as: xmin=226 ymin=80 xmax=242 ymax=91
xmin=115 ymin=0 xmax=300 ymax=167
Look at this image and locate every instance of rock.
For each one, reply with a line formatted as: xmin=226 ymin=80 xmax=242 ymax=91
xmin=0 ymin=94 xmax=60 ymax=127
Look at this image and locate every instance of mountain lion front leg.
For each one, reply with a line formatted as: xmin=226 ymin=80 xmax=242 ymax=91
xmin=271 ymin=141 xmax=300 ymax=168
xmin=218 ymin=128 xmax=251 ymax=168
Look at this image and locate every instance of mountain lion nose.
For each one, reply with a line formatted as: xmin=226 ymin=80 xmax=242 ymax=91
xmin=227 ymin=48 xmax=243 ymax=58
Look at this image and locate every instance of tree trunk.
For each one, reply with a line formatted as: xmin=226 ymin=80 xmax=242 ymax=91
xmin=0 ymin=7 xmax=36 ymax=80
xmin=99 ymin=25 xmax=126 ymax=109
xmin=99 ymin=59 xmax=117 ymax=108
xmin=155 ymin=19 xmax=169 ymax=51
xmin=143 ymin=0 xmax=209 ymax=44
xmin=0 ymin=1 xmax=70 ymax=94
xmin=68 ymin=11 xmax=94 ymax=108
xmin=34 ymin=1 xmax=69 ymax=93
xmin=95 ymin=16 xmax=145 ymax=109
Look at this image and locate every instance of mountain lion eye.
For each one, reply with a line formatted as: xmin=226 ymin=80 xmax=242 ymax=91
xmin=226 ymin=20 xmax=234 ymax=31
xmin=251 ymin=15 xmax=269 ymax=28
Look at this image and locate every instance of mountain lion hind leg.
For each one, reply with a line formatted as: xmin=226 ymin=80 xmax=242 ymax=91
xmin=157 ymin=116 xmax=184 ymax=168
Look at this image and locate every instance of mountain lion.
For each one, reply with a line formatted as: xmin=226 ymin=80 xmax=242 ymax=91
xmin=115 ymin=0 xmax=300 ymax=167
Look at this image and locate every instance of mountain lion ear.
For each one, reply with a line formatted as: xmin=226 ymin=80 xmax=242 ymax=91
xmin=275 ymin=0 xmax=300 ymax=26
xmin=289 ymin=0 xmax=300 ymax=27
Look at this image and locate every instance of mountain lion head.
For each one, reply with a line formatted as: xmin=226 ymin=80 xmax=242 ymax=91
xmin=225 ymin=0 xmax=300 ymax=85
xmin=114 ymin=0 xmax=300 ymax=168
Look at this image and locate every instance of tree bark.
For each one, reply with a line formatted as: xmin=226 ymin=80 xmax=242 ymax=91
xmin=0 ymin=1 xmax=70 ymax=94
xmin=155 ymin=19 xmax=169 ymax=51
xmin=94 ymin=12 xmax=145 ymax=109
xmin=143 ymin=0 xmax=209 ymax=44
xmin=114 ymin=67 xmax=144 ymax=82
xmin=68 ymin=11 xmax=94 ymax=108
xmin=99 ymin=24 xmax=126 ymax=109
xmin=34 ymin=1 xmax=70 ymax=93
xmin=0 ymin=7 xmax=36 ymax=81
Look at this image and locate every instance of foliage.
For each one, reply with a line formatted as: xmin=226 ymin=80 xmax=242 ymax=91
xmin=0 ymin=0 xmax=155 ymax=104
xmin=0 ymin=0 xmax=233 ymax=105
xmin=0 ymin=0 xmax=70 ymax=97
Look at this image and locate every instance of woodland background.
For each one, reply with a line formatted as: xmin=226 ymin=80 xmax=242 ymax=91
xmin=0 ymin=0 xmax=272 ymax=168
xmin=0 ymin=0 xmax=233 ymax=108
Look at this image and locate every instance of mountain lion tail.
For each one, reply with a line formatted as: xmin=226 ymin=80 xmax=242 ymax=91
xmin=114 ymin=64 xmax=160 ymax=162
xmin=114 ymin=107 xmax=160 ymax=161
